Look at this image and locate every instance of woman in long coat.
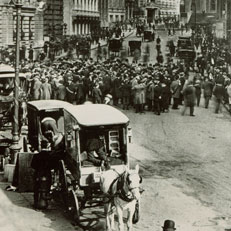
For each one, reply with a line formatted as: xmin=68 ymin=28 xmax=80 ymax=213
xmin=133 ymin=79 xmax=146 ymax=113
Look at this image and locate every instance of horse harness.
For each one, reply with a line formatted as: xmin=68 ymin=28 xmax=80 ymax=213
xmin=108 ymin=171 xmax=138 ymax=203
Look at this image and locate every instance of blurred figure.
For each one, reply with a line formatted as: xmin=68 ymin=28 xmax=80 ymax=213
xmin=203 ymin=76 xmax=214 ymax=108
xmin=181 ymin=80 xmax=196 ymax=116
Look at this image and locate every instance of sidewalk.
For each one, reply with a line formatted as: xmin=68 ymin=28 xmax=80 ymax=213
xmin=0 ymin=182 xmax=76 ymax=231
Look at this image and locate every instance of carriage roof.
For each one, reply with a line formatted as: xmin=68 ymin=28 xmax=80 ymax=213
xmin=66 ymin=104 xmax=129 ymax=127
xmin=28 ymin=100 xmax=129 ymax=127
xmin=28 ymin=100 xmax=73 ymax=111
xmin=0 ymin=64 xmax=26 ymax=78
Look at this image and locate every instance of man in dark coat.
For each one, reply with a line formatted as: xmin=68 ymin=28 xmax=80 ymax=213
xmin=57 ymin=80 xmax=66 ymax=101
xmin=86 ymin=132 xmax=109 ymax=167
xmin=181 ymin=80 xmax=196 ymax=116
xmin=76 ymin=78 xmax=85 ymax=104
xmin=170 ymin=76 xmax=181 ymax=109
xmin=213 ymin=83 xmax=225 ymax=114
xmin=203 ymin=77 xmax=214 ymax=108
xmin=66 ymin=79 xmax=76 ymax=104
xmin=153 ymin=80 xmax=162 ymax=115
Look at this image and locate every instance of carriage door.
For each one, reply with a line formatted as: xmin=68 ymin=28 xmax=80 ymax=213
xmin=27 ymin=106 xmax=40 ymax=151
xmin=63 ymin=110 xmax=80 ymax=179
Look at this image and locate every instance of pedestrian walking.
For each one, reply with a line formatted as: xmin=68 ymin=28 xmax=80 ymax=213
xmin=194 ymin=79 xmax=202 ymax=107
xmin=31 ymin=74 xmax=42 ymax=100
xmin=203 ymin=76 xmax=214 ymax=108
xmin=181 ymin=80 xmax=196 ymax=116
xmin=213 ymin=83 xmax=225 ymax=114
xmin=170 ymin=76 xmax=181 ymax=110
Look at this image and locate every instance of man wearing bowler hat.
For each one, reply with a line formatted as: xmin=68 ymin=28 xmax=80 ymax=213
xmin=162 ymin=220 xmax=176 ymax=231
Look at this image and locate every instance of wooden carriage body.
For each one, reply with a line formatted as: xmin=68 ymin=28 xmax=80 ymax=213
xmin=27 ymin=101 xmax=130 ymax=189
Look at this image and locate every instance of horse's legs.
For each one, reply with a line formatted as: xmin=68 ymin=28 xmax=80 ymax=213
xmin=105 ymin=202 xmax=115 ymax=231
xmin=110 ymin=210 xmax=115 ymax=231
xmin=105 ymin=202 xmax=111 ymax=231
xmin=127 ymin=208 xmax=134 ymax=231
xmin=116 ymin=206 xmax=124 ymax=231
xmin=127 ymin=201 xmax=136 ymax=231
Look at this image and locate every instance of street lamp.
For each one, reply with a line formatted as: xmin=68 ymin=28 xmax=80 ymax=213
xmin=10 ymin=0 xmax=22 ymax=164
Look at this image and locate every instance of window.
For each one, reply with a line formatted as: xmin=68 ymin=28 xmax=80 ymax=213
xmin=210 ymin=0 xmax=216 ymax=11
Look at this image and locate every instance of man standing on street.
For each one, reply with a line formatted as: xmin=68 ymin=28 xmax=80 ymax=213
xmin=203 ymin=76 xmax=214 ymax=109
xmin=170 ymin=75 xmax=181 ymax=110
xmin=213 ymin=83 xmax=225 ymax=114
xmin=181 ymin=80 xmax=196 ymax=116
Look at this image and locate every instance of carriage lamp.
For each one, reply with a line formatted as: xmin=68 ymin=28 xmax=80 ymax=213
xmin=127 ymin=127 xmax=132 ymax=143
xmin=73 ymin=124 xmax=80 ymax=131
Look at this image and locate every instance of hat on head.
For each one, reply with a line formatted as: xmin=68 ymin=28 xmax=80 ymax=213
xmin=162 ymin=220 xmax=176 ymax=230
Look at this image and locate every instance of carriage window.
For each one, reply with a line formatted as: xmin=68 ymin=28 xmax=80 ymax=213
xmin=79 ymin=128 xmax=126 ymax=166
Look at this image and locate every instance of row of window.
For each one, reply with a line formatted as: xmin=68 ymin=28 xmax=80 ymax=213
xmin=13 ymin=16 xmax=34 ymax=41
xmin=109 ymin=14 xmax=125 ymax=22
xmin=73 ymin=0 xmax=99 ymax=12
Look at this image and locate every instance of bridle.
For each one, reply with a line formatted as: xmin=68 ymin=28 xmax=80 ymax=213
xmin=113 ymin=171 xmax=142 ymax=202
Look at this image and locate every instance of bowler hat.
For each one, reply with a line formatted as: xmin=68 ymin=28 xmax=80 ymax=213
xmin=162 ymin=220 xmax=176 ymax=230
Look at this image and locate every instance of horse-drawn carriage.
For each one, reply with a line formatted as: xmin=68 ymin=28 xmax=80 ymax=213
xmin=26 ymin=100 xmax=141 ymax=228
xmin=76 ymin=39 xmax=91 ymax=59
xmin=143 ymin=30 xmax=155 ymax=42
xmin=128 ymin=38 xmax=142 ymax=56
xmin=108 ymin=38 xmax=123 ymax=56
xmin=177 ymin=36 xmax=196 ymax=64
xmin=0 ymin=64 xmax=27 ymax=129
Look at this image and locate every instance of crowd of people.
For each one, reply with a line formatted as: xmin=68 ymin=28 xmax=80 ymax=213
xmin=2 ymin=22 xmax=231 ymax=119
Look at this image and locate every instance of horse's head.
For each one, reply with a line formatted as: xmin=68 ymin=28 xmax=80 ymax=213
xmin=125 ymin=164 xmax=142 ymax=201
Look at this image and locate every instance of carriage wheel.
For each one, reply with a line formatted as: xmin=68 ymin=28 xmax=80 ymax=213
xmin=68 ymin=189 xmax=80 ymax=223
xmin=58 ymin=160 xmax=69 ymax=207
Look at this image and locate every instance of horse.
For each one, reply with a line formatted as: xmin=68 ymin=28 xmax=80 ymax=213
xmin=100 ymin=165 xmax=142 ymax=231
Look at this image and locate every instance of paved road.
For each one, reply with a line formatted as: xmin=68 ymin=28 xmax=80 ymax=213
xmin=90 ymin=25 xmax=186 ymax=64
xmin=1 ymin=97 xmax=231 ymax=231
xmin=2 ymin=29 xmax=231 ymax=231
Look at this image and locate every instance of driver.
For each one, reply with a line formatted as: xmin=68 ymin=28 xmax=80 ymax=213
xmin=40 ymin=117 xmax=65 ymax=169
xmin=86 ymin=131 xmax=110 ymax=169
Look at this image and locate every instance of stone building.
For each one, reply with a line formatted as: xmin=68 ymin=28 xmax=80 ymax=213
xmin=156 ymin=0 xmax=180 ymax=18
xmin=99 ymin=0 xmax=109 ymax=28
xmin=43 ymin=0 xmax=64 ymax=39
xmin=187 ymin=0 xmax=226 ymax=38
xmin=145 ymin=0 xmax=159 ymax=23
xmin=108 ymin=0 xmax=126 ymax=26
xmin=64 ymin=0 xmax=100 ymax=35
xmin=0 ymin=0 xmax=44 ymax=59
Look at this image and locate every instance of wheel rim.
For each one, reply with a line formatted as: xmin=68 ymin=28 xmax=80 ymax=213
xmin=59 ymin=160 xmax=68 ymax=207
xmin=68 ymin=189 xmax=80 ymax=222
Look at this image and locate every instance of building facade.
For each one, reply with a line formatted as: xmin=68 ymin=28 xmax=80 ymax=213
xmin=187 ymin=0 xmax=226 ymax=38
xmin=156 ymin=0 xmax=180 ymax=18
xmin=108 ymin=0 xmax=126 ymax=26
xmin=0 ymin=0 xmax=44 ymax=59
xmin=99 ymin=0 xmax=109 ymax=27
xmin=145 ymin=0 xmax=159 ymax=23
xmin=64 ymin=0 xmax=100 ymax=35
xmin=43 ymin=0 xmax=64 ymax=40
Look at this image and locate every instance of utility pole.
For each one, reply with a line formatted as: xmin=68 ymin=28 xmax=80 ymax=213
xmin=10 ymin=0 xmax=22 ymax=164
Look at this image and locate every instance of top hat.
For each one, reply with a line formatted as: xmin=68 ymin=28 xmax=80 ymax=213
xmin=162 ymin=220 xmax=176 ymax=230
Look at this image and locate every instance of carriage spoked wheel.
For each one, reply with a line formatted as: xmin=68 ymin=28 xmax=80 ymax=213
xmin=58 ymin=160 xmax=69 ymax=208
xmin=68 ymin=189 xmax=80 ymax=223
